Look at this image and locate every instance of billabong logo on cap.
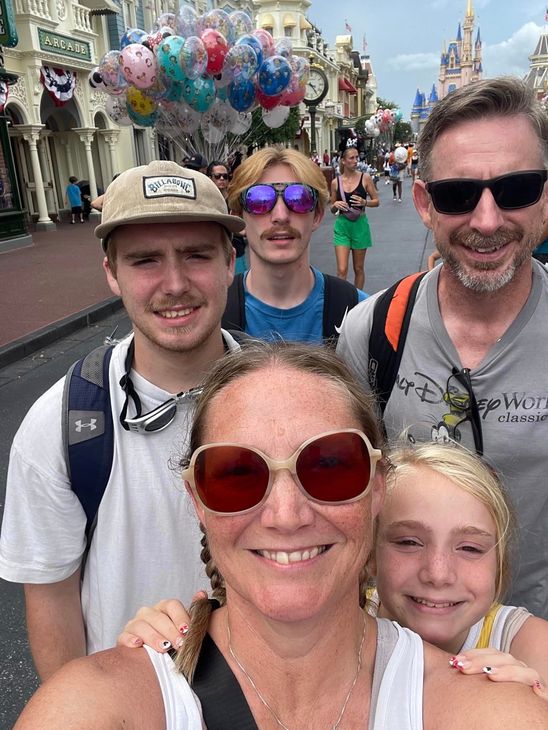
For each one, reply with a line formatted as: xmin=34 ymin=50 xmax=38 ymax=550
xmin=143 ymin=176 xmax=197 ymax=200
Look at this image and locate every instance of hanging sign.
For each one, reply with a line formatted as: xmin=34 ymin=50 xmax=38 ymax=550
xmin=0 ymin=0 xmax=18 ymax=47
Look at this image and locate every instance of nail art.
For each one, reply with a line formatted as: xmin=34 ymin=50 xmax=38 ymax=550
xmin=179 ymin=624 xmax=189 ymax=636
xmin=534 ymin=680 xmax=543 ymax=690
xmin=449 ymin=657 xmax=459 ymax=668
xmin=175 ymin=636 xmax=185 ymax=649
xmin=482 ymin=666 xmax=494 ymax=674
xmin=161 ymin=640 xmax=172 ymax=650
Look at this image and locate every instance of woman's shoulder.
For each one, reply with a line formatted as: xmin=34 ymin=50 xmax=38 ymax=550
xmin=422 ymin=642 xmax=548 ymax=729
xmin=16 ymin=648 xmax=164 ymax=729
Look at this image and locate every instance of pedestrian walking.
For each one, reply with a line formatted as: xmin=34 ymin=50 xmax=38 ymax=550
xmin=65 ymin=176 xmax=84 ymax=224
xmin=330 ymin=147 xmax=379 ymax=290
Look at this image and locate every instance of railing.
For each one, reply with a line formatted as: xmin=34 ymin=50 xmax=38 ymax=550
xmin=15 ymin=0 xmax=52 ymax=20
xmin=71 ymin=1 xmax=93 ymax=32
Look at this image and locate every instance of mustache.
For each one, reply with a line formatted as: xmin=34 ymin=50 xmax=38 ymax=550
xmin=449 ymin=227 xmax=522 ymax=249
xmin=145 ymin=299 xmax=200 ymax=312
xmin=260 ymin=226 xmax=302 ymax=241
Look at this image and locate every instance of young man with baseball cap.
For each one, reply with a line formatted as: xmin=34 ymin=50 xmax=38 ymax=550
xmin=0 ymin=160 xmax=244 ymax=680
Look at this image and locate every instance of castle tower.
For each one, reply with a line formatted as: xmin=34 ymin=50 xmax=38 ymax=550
xmin=525 ymin=27 xmax=548 ymax=100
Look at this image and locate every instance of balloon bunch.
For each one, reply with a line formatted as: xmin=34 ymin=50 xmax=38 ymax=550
xmin=363 ymin=106 xmax=403 ymax=140
xmin=89 ymin=7 xmax=309 ymax=158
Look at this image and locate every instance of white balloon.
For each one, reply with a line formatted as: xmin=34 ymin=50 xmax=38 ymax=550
xmin=230 ymin=111 xmax=252 ymax=135
xmin=262 ymin=105 xmax=290 ymax=128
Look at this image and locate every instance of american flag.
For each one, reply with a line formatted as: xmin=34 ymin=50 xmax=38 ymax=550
xmin=345 ymin=20 xmax=352 ymax=32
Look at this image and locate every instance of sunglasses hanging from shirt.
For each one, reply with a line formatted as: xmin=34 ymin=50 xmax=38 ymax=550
xmin=425 ymin=169 xmax=547 ymax=215
xmin=119 ymin=340 xmax=202 ymax=434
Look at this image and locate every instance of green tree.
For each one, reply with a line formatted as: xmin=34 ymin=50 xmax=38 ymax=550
xmin=394 ymin=120 xmax=412 ymax=142
xmin=243 ymin=106 xmax=301 ymax=148
xmin=375 ymin=97 xmax=397 ymax=110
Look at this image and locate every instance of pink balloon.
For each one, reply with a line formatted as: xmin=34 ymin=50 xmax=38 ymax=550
xmin=120 ymin=43 xmax=158 ymax=90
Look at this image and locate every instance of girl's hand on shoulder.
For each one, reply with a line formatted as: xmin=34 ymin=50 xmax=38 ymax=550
xmin=449 ymin=648 xmax=548 ymax=700
xmin=117 ymin=593 xmax=205 ymax=652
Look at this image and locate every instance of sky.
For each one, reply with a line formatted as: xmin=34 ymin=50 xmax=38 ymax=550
xmin=309 ymin=0 xmax=547 ymax=117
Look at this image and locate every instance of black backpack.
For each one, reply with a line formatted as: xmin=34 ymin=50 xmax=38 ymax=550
xmin=222 ymin=272 xmax=359 ymax=344
xmin=368 ymin=271 xmax=427 ymax=415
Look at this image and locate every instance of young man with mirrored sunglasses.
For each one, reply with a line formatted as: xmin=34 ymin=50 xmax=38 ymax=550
xmin=0 ymin=161 xmax=246 ymax=681
xmin=223 ymin=147 xmax=367 ymax=344
xmin=337 ymin=77 xmax=548 ymax=620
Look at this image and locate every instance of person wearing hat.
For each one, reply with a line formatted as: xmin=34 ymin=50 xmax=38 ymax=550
xmin=0 ymin=160 xmax=244 ymax=681
xmin=184 ymin=153 xmax=208 ymax=174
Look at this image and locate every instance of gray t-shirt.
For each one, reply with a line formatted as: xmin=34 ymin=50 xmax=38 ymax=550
xmin=337 ymin=262 xmax=548 ymax=619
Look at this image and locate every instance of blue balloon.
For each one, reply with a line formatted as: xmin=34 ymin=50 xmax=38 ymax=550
xmin=236 ymin=34 xmax=263 ymax=69
xmin=120 ymin=28 xmax=147 ymax=49
xmin=257 ymin=55 xmax=292 ymax=96
xmin=227 ymin=79 xmax=256 ymax=112
xmin=126 ymin=105 xmax=158 ymax=127
xmin=163 ymin=80 xmax=184 ymax=103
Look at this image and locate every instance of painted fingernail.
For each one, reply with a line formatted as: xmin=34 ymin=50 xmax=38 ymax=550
xmin=132 ymin=636 xmax=143 ymax=646
xmin=482 ymin=666 xmax=495 ymax=675
xmin=534 ymin=680 xmax=543 ymax=690
xmin=175 ymin=636 xmax=185 ymax=649
xmin=161 ymin=640 xmax=172 ymax=650
xmin=449 ymin=656 xmax=459 ymax=668
xmin=179 ymin=624 xmax=189 ymax=636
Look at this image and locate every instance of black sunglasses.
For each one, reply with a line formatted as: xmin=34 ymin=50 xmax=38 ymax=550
xmin=211 ymin=173 xmax=229 ymax=180
xmin=425 ymin=170 xmax=547 ymax=215
xmin=444 ymin=367 xmax=484 ymax=456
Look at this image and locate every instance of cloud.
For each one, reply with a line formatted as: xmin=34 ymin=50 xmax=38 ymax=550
xmin=386 ymin=52 xmax=440 ymax=71
xmin=483 ymin=22 xmax=542 ymax=77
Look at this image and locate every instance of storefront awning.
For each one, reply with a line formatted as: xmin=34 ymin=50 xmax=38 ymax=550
xmin=338 ymin=78 xmax=358 ymax=94
xmin=260 ymin=13 xmax=275 ymax=28
xmin=80 ymin=0 xmax=119 ymax=12
xmin=283 ymin=13 xmax=296 ymax=26
xmin=300 ymin=17 xmax=312 ymax=30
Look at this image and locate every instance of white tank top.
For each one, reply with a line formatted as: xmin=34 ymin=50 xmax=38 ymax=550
xmin=145 ymin=619 xmax=424 ymax=729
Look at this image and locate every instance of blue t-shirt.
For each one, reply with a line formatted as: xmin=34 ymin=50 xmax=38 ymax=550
xmin=243 ymin=267 xmax=367 ymax=344
xmin=534 ymin=238 xmax=548 ymax=254
xmin=66 ymin=183 xmax=82 ymax=207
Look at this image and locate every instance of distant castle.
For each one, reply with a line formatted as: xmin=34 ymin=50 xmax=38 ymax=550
xmin=411 ymin=0 xmax=483 ymax=136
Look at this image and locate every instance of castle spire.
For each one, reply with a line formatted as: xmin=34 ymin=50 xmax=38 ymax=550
xmin=466 ymin=0 xmax=473 ymax=18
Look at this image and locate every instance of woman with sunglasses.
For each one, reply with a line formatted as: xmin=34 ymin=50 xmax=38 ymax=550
xmin=16 ymin=343 xmax=546 ymax=729
xmin=330 ymin=146 xmax=379 ymax=291
xmin=370 ymin=442 xmax=548 ymax=699
xmin=207 ymin=160 xmax=247 ymax=275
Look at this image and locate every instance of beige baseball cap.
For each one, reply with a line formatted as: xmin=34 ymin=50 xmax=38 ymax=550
xmin=95 ymin=160 xmax=244 ymax=250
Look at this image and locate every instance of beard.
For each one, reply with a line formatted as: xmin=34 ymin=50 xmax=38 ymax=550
xmin=438 ymin=226 xmax=539 ymax=293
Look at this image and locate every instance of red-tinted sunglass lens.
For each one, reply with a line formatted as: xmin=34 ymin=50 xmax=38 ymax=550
xmin=296 ymin=433 xmax=371 ymax=502
xmin=284 ymin=184 xmax=316 ymax=213
xmin=243 ymin=186 xmax=277 ymax=215
xmin=194 ymin=445 xmax=269 ymax=513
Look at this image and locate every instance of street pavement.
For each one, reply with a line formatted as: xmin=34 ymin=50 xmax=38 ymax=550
xmin=0 ymin=174 xmax=434 ymax=726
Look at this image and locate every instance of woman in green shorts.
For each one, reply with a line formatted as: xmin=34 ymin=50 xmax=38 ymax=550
xmin=330 ymin=147 xmax=379 ymax=290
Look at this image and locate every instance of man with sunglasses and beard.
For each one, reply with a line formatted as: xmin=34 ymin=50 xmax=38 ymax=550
xmin=0 ymin=160 xmax=245 ymax=680
xmin=338 ymin=77 xmax=548 ymax=620
xmin=222 ymin=147 xmax=367 ymax=343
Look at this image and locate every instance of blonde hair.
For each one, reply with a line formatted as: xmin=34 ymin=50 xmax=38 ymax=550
xmin=227 ymin=146 xmax=329 ymax=216
xmin=175 ymin=341 xmax=384 ymax=681
xmin=385 ymin=442 xmax=515 ymax=605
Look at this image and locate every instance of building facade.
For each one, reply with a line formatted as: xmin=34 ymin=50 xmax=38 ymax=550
xmin=410 ymin=0 xmax=482 ymax=137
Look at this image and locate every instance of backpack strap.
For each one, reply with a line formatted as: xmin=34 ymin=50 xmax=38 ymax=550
xmin=192 ymin=633 xmax=258 ymax=729
xmin=322 ymin=273 xmax=360 ymax=345
xmin=222 ymin=273 xmax=246 ymax=332
xmin=368 ymin=271 xmax=427 ymax=415
xmin=62 ymin=344 xmax=115 ymax=550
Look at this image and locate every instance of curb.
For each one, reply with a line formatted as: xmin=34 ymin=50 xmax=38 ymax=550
xmin=0 ymin=297 xmax=124 ymax=370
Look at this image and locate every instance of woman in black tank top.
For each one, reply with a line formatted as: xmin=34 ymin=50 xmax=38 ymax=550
xmin=330 ymin=146 xmax=379 ymax=290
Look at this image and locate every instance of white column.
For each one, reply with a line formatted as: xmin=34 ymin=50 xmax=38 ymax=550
xmin=99 ymin=129 xmax=121 ymax=182
xmin=19 ymin=125 xmax=56 ymax=230
xmin=73 ymin=127 xmax=98 ymax=199
xmin=37 ymin=133 xmax=56 ymax=212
